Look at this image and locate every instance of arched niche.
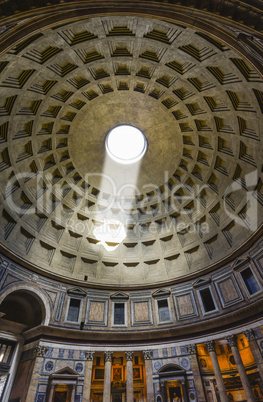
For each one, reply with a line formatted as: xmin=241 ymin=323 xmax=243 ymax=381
xmin=0 ymin=284 xmax=50 ymax=331
xmin=158 ymin=364 xmax=189 ymax=402
xmin=47 ymin=367 xmax=79 ymax=402
xmin=158 ymin=364 xmax=186 ymax=374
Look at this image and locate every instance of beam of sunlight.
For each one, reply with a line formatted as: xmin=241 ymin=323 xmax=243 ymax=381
xmin=93 ymin=219 xmax=127 ymax=251
xmin=92 ymin=125 xmax=146 ymax=251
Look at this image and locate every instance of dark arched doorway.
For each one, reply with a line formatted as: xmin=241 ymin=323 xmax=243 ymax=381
xmin=0 ymin=289 xmax=47 ymax=401
xmin=0 ymin=289 xmax=44 ymax=331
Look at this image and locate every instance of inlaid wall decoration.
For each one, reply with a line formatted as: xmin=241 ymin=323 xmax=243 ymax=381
xmin=131 ymin=294 xmax=153 ymax=326
xmin=86 ymin=293 xmax=109 ymax=326
xmin=213 ymin=271 xmax=244 ymax=308
xmin=173 ymin=287 xmax=199 ymax=320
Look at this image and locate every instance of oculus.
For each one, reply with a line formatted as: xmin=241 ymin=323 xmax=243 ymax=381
xmin=106 ymin=125 xmax=147 ymax=164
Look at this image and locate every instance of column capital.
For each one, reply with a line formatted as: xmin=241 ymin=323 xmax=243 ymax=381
xmin=205 ymin=340 xmax=216 ymax=352
xmin=143 ymin=350 xmax=153 ymax=360
xmin=85 ymin=351 xmax=95 ymax=361
xmin=187 ymin=344 xmax=197 ymax=355
xmin=33 ymin=345 xmax=48 ymax=357
xmin=104 ymin=351 xmax=113 ymax=362
xmin=125 ymin=351 xmax=134 ymax=361
xmin=244 ymin=329 xmax=255 ymax=341
xmin=226 ymin=335 xmax=237 ymax=347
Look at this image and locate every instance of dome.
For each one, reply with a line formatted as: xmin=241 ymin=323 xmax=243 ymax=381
xmin=0 ymin=13 xmax=262 ymax=286
xmin=0 ymin=2 xmax=263 ymax=402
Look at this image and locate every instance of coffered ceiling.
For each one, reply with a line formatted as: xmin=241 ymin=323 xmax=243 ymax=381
xmin=0 ymin=13 xmax=262 ymax=285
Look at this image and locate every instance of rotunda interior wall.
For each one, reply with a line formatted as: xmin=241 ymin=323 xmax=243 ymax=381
xmin=0 ymin=233 xmax=262 ymax=340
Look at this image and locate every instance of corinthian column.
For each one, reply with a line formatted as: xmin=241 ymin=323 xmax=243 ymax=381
xmin=143 ymin=350 xmax=154 ymax=401
xmin=206 ymin=341 xmax=228 ymax=402
xmin=226 ymin=335 xmax=255 ymax=402
xmin=83 ymin=351 xmax=95 ymax=402
xmin=25 ymin=345 xmax=48 ymax=402
xmin=125 ymin=351 xmax=134 ymax=402
xmin=103 ymin=351 xmax=113 ymax=402
xmin=187 ymin=344 xmax=206 ymax=401
xmin=244 ymin=329 xmax=263 ymax=382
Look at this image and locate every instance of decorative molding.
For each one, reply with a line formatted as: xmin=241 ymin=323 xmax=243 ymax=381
xmin=231 ymin=257 xmax=250 ymax=270
xmin=226 ymin=335 xmax=237 ymax=347
xmin=54 ymin=292 xmax=65 ymax=322
xmin=244 ymin=329 xmax=255 ymax=341
xmin=104 ymin=351 xmax=113 ymax=362
xmin=250 ymin=249 xmax=263 ymax=279
xmin=1 ymin=273 xmax=22 ymax=290
xmin=125 ymin=351 xmax=134 ymax=361
xmin=143 ymin=350 xmax=153 ymax=360
xmin=187 ymin=344 xmax=197 ymax=355
xmin=42 ymin=288 xmax=58 ymax=309
xmin=192 ymin=278 xmax=211 ymax=288
xmin=110 ymin=291 xmax=129 ymax=300
xmin=205 ymin=340 xmax=215 ymax=352
xmin=50 ymin=366 xmax=79 ymax=378
xmin=85 ymin=351 xmax=95 ymax=361
xmin=67 ymin=287 xmax=87 ymax=297
xmin=33 ymin=345 xmax=48 ymax=357
xmin=152 ymin=288 xmax=171 ymax=298
xmin=237 ymin=33 xmax=263 ymax=66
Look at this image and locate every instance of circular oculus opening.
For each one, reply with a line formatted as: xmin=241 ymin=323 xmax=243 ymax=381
xmin=106 ymin=125 xmax=147 ymax=164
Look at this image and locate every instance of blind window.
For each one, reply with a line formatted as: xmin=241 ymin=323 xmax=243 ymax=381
xmin=241 ymin=268 xmax=260 ymax=295
xmin=158 ymin=299 xmax=170 ymax=322
xmin=199 ymin=288 xmax=216 ymax=312
xmin=114 ymin=303 xmax=125 ymax=325
xmin=67 ymin=298 xmax=81 ymax=322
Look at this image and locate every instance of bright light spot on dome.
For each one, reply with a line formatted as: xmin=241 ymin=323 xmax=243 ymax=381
xmin=93 ymin=219 xmax=126 ymax=251
xmin=106 ymin=125 xmax=147 ymax=164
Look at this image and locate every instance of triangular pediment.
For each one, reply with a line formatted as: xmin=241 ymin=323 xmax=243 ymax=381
xmin=67 ymin=287 xmax=87 ymax=297
xmin=193 ymin=278 xmax=210 ymax=288
xmin=152 ymin=288 xmax=171 ymax=298
xmin=51 ymin=366 xmax=79 ymax=377
xmin=231 ymin=257 xmax=250 ymax=269
xmin=110 ymin=291 xmax=129 ymax=300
